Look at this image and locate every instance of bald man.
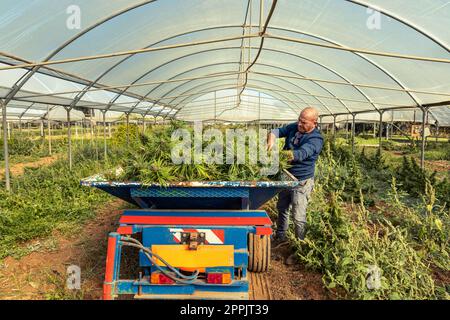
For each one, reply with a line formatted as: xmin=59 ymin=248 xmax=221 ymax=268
xmin=267 ymin=107 xmax=324 ymax=264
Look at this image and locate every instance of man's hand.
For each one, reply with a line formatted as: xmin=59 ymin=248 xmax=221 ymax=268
xmin=267 ymin=132 xmax=276 ymax=151
xmin=282 ymin=150 xmax=294 ymax=162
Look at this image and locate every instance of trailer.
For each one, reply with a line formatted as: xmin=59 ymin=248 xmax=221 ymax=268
xmin=81 ymin=171 xmax=299 ymax=300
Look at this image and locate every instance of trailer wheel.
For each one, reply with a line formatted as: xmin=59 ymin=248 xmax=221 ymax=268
xmin=248 ymin=233 xmax=270 ymax=272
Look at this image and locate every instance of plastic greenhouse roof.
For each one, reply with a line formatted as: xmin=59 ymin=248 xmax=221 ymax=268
xmin=0 ymin=1 xmax=450 ymax=124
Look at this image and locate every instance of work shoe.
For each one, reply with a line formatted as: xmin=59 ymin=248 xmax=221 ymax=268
xmin=285 ymin=253 xmax=298 ymax=266
xmin=271 ymin=236 xmax=289 ymax=249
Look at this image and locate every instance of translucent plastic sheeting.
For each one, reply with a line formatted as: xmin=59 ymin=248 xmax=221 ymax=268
xmin=321 ymin=106 xmax=450 ymax=126
xmin=0 ymin=0 xmax=449 ymax=123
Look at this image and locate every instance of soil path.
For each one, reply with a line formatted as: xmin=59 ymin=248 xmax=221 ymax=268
xmin=0 ymin=155 xmax=60 ymax=178
xmin=0 ymin=200 xmax=328 ymax=300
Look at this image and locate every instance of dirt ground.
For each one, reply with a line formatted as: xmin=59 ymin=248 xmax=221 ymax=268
xmin=0 ymin=199 xmax=124 ymax=300
xmin=0 ymin=199 xmax=329 ymax=300
xmin=424 ymin=160 xmax=450 ymax=173
xmin=0 ymin=155 xmax=60 ymax=178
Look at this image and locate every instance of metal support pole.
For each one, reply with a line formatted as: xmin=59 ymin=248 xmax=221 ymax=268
xmin=333 ymin=115 xmax=337 ymax=137
xmin=66 ymin=108 xmax=72 ymax=170
xmin=1 ymin=100 xmax=11 ymax=191
xmin=214 ymin=91 xmax=217 ymax=125
xmin=40 ymin=120 xmax=44 ymax=137
xmin=90 ymin=110 xmax=94 ymax=146
xmin=391 ymin=110 xmax=395 ymax=138
xmin=47 ymin=105 xmax=52 ymax=155
xmin=126 ymin=113 xmax=130 ymax=146
xmin=102 ymin=111 xmax=107 ymax=161
xmin=420 ymin=107 xmax=427 ymax=169
xmin=351 ymin=113 xmax=356 ymax=154
xmin=80 ymin=120 xmax=84 ymax=146
xmin=7 ymin=122 xmax=11 ymax=140
xmin=258 ymin=91 xmax=261 ymax=127
xmin=345 ymin=114 xmax=349 ymax=140
xmin=95 ymin=120 xmax=99 ymax=161
xmin=19 ymin=117 xmax=22 ymax=135
xmin=319 ymin=116 xmax=323 ymax=131
xmin=378 ymin=110 xmax=384 ymax=152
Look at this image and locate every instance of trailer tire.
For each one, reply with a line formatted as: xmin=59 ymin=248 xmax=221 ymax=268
xmin=248 ymin=233 xmax=270 ymax=272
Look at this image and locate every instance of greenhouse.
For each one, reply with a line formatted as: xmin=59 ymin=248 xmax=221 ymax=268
xmin=0 ymin=1 xmax=449 ymax=301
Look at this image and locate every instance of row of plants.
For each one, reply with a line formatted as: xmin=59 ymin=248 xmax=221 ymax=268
xmin=285 ymin=137 xmax=449 ymax=299
xmin=0 ymin=144 xmax=121 ymax=260
xmin=0 ymin=136 xmax=69 ymax=161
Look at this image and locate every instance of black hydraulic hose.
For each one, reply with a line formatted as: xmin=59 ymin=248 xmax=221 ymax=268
xmin=120 ymin=237 xmax=199 ymax=280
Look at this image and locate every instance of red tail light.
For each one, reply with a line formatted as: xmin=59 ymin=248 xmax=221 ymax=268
xmin=151 ymin=273 xmax=175 ymax=284
xmin=207 ymin=273 xmax=231 ymax=284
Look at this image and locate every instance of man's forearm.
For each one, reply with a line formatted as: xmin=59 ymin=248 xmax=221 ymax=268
xmin=267 ymin=132 xmax=277 ymax=151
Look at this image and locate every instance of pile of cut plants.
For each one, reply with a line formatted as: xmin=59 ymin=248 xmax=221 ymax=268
xmin=105 ymin=122 xmax=292 ymax=184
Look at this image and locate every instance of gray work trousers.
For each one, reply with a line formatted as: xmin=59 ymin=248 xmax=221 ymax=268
xmin=276 ymin=177 xmax=314 ymax=240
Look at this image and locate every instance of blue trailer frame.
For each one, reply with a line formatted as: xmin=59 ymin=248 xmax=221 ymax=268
xmin=82 ymin=171 xmax=299 ymax=300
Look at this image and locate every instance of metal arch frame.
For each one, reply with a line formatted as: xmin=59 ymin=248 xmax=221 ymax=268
xmin=2 ymin=0 xmax=158 ymax=107
xmin=68 ymin=21 xmax=403 ymax=118
xmin=68 ymin=25 xmax=246 ymax=112
xmin=179 ymin=95 xmax=300 ymax=112
xmin=144 ymin=59 xmax=348 ymax=116
xmin=166 ymin=77 xmax=312 ymax=117
xmin=170 ymin=65 xmax=341 ymax=116
xmin=133 ymin=58 xmax=332 ymax=117
xmin=126 ymin=17 xmax=442 ymax=118
xmin=263 ymin=26 xmax=424 ymax=112
xmin=171 ymin=75 xmax=323 ymax=114
xmin=172 ymin=84 xmax=304 ymax=120
xmin=98 ymin=19 xmax=432 ymax=117
xmin=5 ymin=21 xmax=428 ymax=117
xmin=4 ymin=0 xmax=447 ymax=119
xmin=195 ymin=61 xmax=349 ymax=116
xmin=146 ymin=45 xmax=376 ymax=115
xmin=159 ymin=75 xmax=306 ymax=113
xmin=238 ymin=63 xmax=349 ymax=115
xmin=19 ymin=102 xmax=36 ymax=120
xmin=122 ymin=56 xmax=244 ymax=114
xmin=100 ymin=41 xmax=245 ymax=116
xmin=241 ymin=63 xmax=351 ymax=115
xmin=248 ymin=46 xmax=382 ymax=113
xmin=164 ymin=79 xmax=309 ymax=117
xmin=346 ymin=0 xmax=449 ymax=52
